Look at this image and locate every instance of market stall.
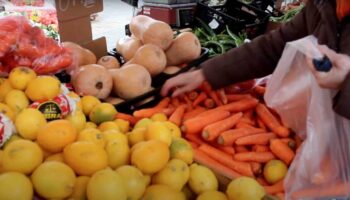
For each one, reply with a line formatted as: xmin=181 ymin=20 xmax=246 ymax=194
xmin=0 ymin=0 xmax=348 ymax=200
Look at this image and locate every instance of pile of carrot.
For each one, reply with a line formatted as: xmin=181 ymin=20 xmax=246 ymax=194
xmin=116 ymin=81 xmax=303 ymax=200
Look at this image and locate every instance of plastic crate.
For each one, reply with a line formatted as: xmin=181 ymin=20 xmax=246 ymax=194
xmin=195 ymin=0 xmax=271 ymax=38
xmin=143 ymin=0 xmax=196 ymax=4
xmin=107 ymin=48 xmax=209 ymax=114
xmin=238 ymin=0 xmax=275 ymax=12
xmin=121 ymin=0 xmax=138 ymax=7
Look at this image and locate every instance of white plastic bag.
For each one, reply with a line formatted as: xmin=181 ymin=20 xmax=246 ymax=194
xmin=265 ymin=36 xmax=350 ymax=200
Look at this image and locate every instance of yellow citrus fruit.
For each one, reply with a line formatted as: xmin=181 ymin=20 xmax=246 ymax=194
xmin=0 ymin=78 xmax=5 ymax=85
xmin=163 ymin=121 xmax=181 ymax=138
xmin=85 ymin=121 xmax=97 ymax=129
xmin=63 ymin=141 xmax=108 ymax=176
xmin=98 ymin=121 xmax=120 ymax=132
xmin=152 ymin=159 xmax=190 ymax=191
xmin=114 ymin=119 xmax=130 ymax=133
xmin=106 ymin=139 xmax=130 ymax=169
xmin=226 ymin=177 xmax=266 ymax=200
xmin=31 ymin=161 xmax=76 ymax=199
xmin=197 ymin=190 xmax=228 ymax=200
xmin=5 ymin=89 xmax=29 ymax=115
xmin=89 ymin=103 xmax=117 ymax=125
xmin=65 ymin=110 xmax=87 ymax=132
xmin=2 ymin=134 xmax=22 ymax=149
xmin=0 ymin=172 xmax=33 ymax=200
xmin=151 ymin=113 xmax=168 ymax=122
xmin=78 ymin=128 xmax=105 ymax=148
xmin=3 ymin=140 xmax=43 ymax=174
xmin=81 ymin=95 xmax=101 ymax=116
xmin=0 ymin=103 xmax=15 ymax=121
xmin=116 ymin=165 xmax=150 ymax=200
xmin=45 ymin=153 xmax=65 ymax=163
xmin=127 ymin=128 xmax=146 ymax=146
xmin=170 ymin=137 xmax=193 ymax=165
xmin=142 ymin=184 xmax=185 ymax=200
xmin=67 ymin=176 xmax=90 ymax=200
xmin=87 ymin=168 xmax=127 ymax=200
xmin=0 ymin=150 xmax=4 ymax=173
xmin=15 ymin=108 xmax=47 ymax=140
xmin=134 ymin=118 xmax=152 ymax=130
xmin=37 ymin=120 xmax=77 ymax=153
xmin=263 ymin=159 xmax=288 ymax=184
xmin=25 ymin=76 xmax=61 ymax=101
xmin=40 ymin=145 xmax=53 ymax=159
xmin=145 ymin=121 xmax=172 ymax=146
xmin=8 ymin=67 xmax=37 ymax=90
xmin=102 ymin=129 xmax=128 ymax=144
xmin=0 ymin=80 xmax=13 ymax=102
xmin=188 ymin=164 xmax=218 ymax=195
xmin=131 ymin=140 xmax=170 ymax=174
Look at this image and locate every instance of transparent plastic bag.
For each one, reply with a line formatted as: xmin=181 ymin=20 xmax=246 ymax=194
xmin=265 ymin=36 xmax=350 ymax=200
xmin=0 ymin=16 xmax=73 ymax=75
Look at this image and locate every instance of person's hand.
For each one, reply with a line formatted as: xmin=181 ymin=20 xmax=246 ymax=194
xmin=307 ymin=45 xmax=350 ymax=89
xmin=161 ymin=69 xmax=205 ymax=97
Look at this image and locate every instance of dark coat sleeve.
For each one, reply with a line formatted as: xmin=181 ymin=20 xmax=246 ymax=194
xmin=200 ymin=0 xmax=317 ymax=89
xmin=334 ymin=75 xmax=350 ymax=119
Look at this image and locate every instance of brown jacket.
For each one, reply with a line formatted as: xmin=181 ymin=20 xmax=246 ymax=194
xmin=201 ymin=0 xmax=350 ymax=119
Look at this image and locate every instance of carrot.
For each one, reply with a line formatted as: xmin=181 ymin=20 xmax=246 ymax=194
xmin=192 ymin=92 xmax=207 ymax=107
xmin=275 ymin=193 xmax=285 ymax=200
xmin=238 ymin=117 xmax=255 ymax=125
xmin=133 ymin=107 xmax=164 ymax=118
xmin=217 ymin=128 xmax=265 ymax=146
xmin=182 ymin=110 xmax=230 ymax=134
xmin=155 ymin=97 xmax=171 ymax=108
xmin=225 ymin=85 xmax=241 ymax=94
xmin=226 ymin=94 xmax=253 ymax=102
xmin=209 ymin=91 xmax=223 ymax=106
xmin=204 ymin=99 xmax=215 ymax=109
xmin=244 ymin=110 xmax=255 ymax=122
xmin=185 ymin=134 xmax=205 ymax=145
xmin=168 ymin=105 xmax=186 ymax=126
xmin=198 ymin=144 xmax=254 ymax=177
xmin=200 ymin=81 xmax=213 ymax=95
xmin=235 ymin=132 xmax=277 ymax=146
xmin=257 ymin=118 xmax=267 ymax=131
xmin=291 ymin=182 xmax=350 ymax=199
xmin=310 ymin=154 xmax=334 ymax=185
xmin=235 ymin=145 xmax=249 ymax=153
xmin=254 ymin=85 xmax=266 ymax=96
xmin=270 ymin=139 xmax=295 ymax=165
xmin=256 ymin=177 xmax=269 ymax=186
xmin=171 ymin=97 xmax=180 ymax=107
xmin=162 ymin=107 xmax=176 ymax=116
xmin=235 ymin=122 xmax=256 ymax=129
xmin=234 ymin=152 xmax=276 ymax=163
xmin=217 ymin=89 xmax=228 ymax=104
xmin=256 ymin=103 xmax=290 ymax=137
xmin=253 ymin=145 xmax=269 ymax=152
xmin=189 ymin=141 xmax=199 ymax=149
xmin=217 ymin=146 xmax=235 ymax=155
xmin=194 ymin=149 xmax=243 ymax=179
xmin=183 ymin=107 xmax=206 ymax=121
xmin=202 ymin=112 xmax=243 ymax=141
xmin=250 ymin=162 xmax=262 ymax=175
xmin=294 ymin=134 xmax=303 ymax=148
xmin=264 ymin=179 xmax=284 ymax=194
xmin=115 ymin=112 xmax=137 ymax=125
xmin=280 ymin=138 xmax=296 ymax=150
xmin=183 ymin=95 xmax=193 ymax=111
xmin=220 ymin=98 xmax=259 ymax=112
xmin=188 ymin=91 xmax=199 ymax=101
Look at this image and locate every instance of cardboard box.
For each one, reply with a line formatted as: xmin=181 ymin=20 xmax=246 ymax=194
xmin=55 ymin=0 xmax=107 ymax=59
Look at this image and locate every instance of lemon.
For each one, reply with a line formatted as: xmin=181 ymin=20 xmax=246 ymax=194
xmin=189 ymin=164 xmax=218 ymax=195
xmin=151 ymin=113 xmax=168 ymax=122
xmin=25 ymin=76 xmax=61 ymax=101
xmin=0 ymin=80 xmax=13 ymax=102
xmin=102 ymin=129 xmax=128 ymax=144
xmin=15 ymin=108 xmax=47 ymax=140
xmin=81 ymin=95 xmax=101 ymax=116
xmin=163 ymin=121 xmax=181 ymax=138
xmin=2 ymin=135 xmax=22 ymax=149
xmin=114 ymin=118 xmax=130 ymax=133
xmin=197 ymin=190 xmax=228 ymax=200
xmin=226 ymin=177 xmax=266 ymax=200
xmin=145 ymin=121 xmax=172 ymax=146
xmin=134 ymin=118 xmax=152 ymax=129
xmin=0 ymin=103 xmax=15 ymax=121
xmin=87 ymin=168 xmax=127 ymax=200
xmin=45 ymin=153 xmax=65 ymax=163
xmin=152 ymin=159 xmax=190 ymax=191
xmin=106 ymin=139 xmax=130 ymax=169
xmin=8 ymin=67 xmax=37 ymax=90
xmin=0 ymin=150 xmax=4 ymax=173
xmin=78 ymin=128 xmax=105 ymax=148
xmin=116 ymin=165 xmax=150 ymax=200
xmin=127 ymin=128 xmax=146 ymax=146
xmin=31 ymin=161 xmax=76 ymax=199
xmin=98 ymin=121 xmax=120 ymax=132
xmin=89 ymin=103 xmax=117 ymax=124
xmin=3 ymin=140 xmax=43 ymax=174
xmin=65 ymin=110 xmax=87 ymax=132
xmin=68 ymin=176 xmax=90 ymax=200
xmin=5 ymin=89 xmax=29 ymax=115
xmin=0 ymin=172 xmax=33 ymax=200
xmin=263 ymin=160 xmax=288 ymax=184
xmin=85 ymin=122 xmax=97 ymax=129
xmin=142 ymin=184 xmax=185 ymax=200
xmin=170 ymin=137 xmax=193 ymax=165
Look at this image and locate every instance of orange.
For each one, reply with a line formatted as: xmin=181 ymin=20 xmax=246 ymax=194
xmin=36 ymin=120 xmax=77 ymax=153
xmin=98 ymin=121 xmax=120 ymax=132
xmin=63 ymin=141 xmax=108 ymax=176
xmin=78 ymin=128 xmax=106 ymax=148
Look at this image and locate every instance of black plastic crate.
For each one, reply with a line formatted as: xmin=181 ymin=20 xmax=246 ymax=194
xmin=195 ymin=0 xmax=271 ymax=38
xmin=108 ymin=48 xmax=209 ymax=114
xmin=121 ymin=0 xmax=138 ymax=7
xmin=238 ymin=0 xmax=275 ymax=12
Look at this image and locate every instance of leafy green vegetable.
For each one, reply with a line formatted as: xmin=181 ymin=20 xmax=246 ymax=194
xmin=269 ymin=4 xmax=304 ymax=23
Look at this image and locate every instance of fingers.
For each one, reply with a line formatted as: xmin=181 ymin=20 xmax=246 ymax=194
xmin=318 ymin=45 xmax=338 ymax=62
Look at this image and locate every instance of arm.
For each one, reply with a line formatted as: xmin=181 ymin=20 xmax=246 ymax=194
xmin=202 ymin=0 xmax=317 ymax=89
xmin=334 ymin=77 xmax=350 ymax=119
